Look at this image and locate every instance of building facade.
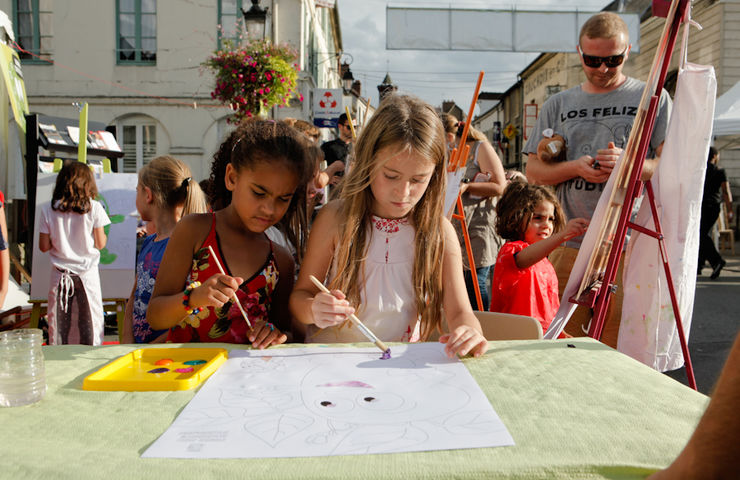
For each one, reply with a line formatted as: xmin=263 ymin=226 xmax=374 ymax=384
xmin=1 ymin=0 xmax=344 ymax=180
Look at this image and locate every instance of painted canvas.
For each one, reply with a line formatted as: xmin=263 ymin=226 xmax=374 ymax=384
xmin=143 ymin=343 xmax=514 ymax=458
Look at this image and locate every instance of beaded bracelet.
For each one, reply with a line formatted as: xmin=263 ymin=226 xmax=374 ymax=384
xmin=182 ymin=281 xmax=203 ymax=315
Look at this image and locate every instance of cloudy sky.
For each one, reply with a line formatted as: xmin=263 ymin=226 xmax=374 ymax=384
xmin=339 ymin=0 xmax=613 ymax=112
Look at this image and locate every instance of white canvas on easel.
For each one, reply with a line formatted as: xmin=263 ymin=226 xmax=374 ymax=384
xmin=143 ymin=343 xmax=514 ymax=459
xmin=444 ymin=169 xmax=465 ymax=218
xmin=30 ymin=172 xmax=138 ymax=300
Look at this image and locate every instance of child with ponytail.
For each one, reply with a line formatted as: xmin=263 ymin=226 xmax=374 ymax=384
xmin=122 ymin=156 xmax=207 ymax=343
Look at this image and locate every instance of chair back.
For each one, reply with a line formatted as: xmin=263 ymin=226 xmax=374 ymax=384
xmin=474 ymin=311 xmax=543 ymax=340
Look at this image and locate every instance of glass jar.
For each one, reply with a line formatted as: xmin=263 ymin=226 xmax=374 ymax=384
xmin=0 ymin=328 xmax=47 ymax=407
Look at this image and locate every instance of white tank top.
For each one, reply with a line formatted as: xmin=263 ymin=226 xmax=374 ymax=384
xmin=305 ymin=216 xmax=420 ymax=343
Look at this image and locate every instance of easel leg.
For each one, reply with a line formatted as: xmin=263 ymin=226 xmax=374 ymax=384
xmin=116 ymin=300 xmax=125 ymax=343
xmin=453 ymin=195 xmax=483 ymax=310
xmin=644 ymin=182 xmax=697 ymax=390
xmin=30 ymin=303 xmax=42 ymax=329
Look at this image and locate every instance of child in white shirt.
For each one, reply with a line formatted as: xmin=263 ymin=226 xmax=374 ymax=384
xmin=39 ymin=161 xmax=110 ymax=345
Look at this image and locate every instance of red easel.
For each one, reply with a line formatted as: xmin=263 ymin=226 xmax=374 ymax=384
xmin=573 ymin=0 xmax=697 ymax=390
xmin=449 ymin=72 xmax=486 ymax=310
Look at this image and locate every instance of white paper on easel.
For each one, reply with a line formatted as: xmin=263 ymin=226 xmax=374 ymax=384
xmin=142 ymin=343 xmax=514 ymax=459
xmin=444 ymin=169 xmax=465 ymax=218
xmin=67 ymin=126 xmax=79 ymax=144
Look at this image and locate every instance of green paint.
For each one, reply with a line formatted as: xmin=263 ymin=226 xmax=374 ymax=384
xmin=95 ymin=193 xmax=126 ymax=265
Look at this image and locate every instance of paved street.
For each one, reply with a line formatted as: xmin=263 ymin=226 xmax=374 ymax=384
xmin=665 ymin=245 xmax=740 ymax=394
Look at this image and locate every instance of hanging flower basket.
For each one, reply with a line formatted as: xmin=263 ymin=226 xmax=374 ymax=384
xmin=204 ymin=38 xmax=302 ymax=123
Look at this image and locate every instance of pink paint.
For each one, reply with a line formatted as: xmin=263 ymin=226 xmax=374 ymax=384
xmin=318 ymin=381 xmax=373 ymax=388
xmin=175 ymin=367 xmax=194 ymax=373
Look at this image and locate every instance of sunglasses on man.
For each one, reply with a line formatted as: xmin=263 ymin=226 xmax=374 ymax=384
xmin=578 ymin=46 xmax=629 ymax=68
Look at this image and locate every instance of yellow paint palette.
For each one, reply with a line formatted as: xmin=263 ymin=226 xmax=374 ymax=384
xmin=83 ymin=348 xmax=228 ymax=391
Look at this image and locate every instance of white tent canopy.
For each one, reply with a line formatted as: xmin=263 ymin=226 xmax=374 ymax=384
xmin=713 ymin=81 xmax=740 ymax=144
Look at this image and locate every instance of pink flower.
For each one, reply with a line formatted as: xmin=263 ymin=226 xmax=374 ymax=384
xmin=299 ymin=94 xmax=304 ymax=102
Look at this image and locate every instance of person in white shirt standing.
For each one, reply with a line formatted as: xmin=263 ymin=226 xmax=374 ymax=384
xmin=39 ymin=161 xmax=110 ymax=345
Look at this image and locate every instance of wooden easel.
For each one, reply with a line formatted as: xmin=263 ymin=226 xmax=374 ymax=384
xmin=28 ymin=299 xmax=127 ymax=336
xmin=571 ymin=0 xmax=696 ymax=390
xmin=449 ymin=72 xmax=485 ymax=310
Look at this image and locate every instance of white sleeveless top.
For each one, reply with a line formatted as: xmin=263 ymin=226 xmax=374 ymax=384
xmin=305 ymin=216 xmax=421 ymax=344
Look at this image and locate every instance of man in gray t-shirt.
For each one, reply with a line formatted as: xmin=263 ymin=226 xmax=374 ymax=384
xmin=523 ymin=12 xmax=672 ymax=347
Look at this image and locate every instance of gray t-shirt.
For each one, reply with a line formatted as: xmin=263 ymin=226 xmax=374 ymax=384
xmin=523 ymin=77 xmax=672 ymax=247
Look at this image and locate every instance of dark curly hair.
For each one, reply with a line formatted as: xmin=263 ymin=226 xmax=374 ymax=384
xmin=495 ymin=180 xmax=565 ymax=242
xmin=207 ymin=119 xmax=313 ymax=259
xmin=51 ymin=160 xmax=98 ymax=214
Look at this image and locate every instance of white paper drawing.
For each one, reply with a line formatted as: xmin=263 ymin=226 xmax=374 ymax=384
xmin=143 ymin=343 xmax=514 ymax=458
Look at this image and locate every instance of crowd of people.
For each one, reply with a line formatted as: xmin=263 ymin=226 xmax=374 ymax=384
xmin=2 ymin=10 xmax=738 ymax=475
xmin=11 ymin=11 xmax=734 ymax=354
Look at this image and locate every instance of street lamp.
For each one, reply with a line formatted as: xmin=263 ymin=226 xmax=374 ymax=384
xmin=242 ymin=0 xmax=268 ymax=40
xmin=342 ymin=68 xmax=355 ymax=93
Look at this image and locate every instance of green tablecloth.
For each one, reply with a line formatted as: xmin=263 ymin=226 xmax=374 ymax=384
xmin=0 ymin=338 xmax=707 ymax=479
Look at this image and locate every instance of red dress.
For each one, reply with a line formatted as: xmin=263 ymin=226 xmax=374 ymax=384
xmin=489 ymin=240 xmax=560 ymax=333
xmin=167 ymin=215 xmax=279 ymax=343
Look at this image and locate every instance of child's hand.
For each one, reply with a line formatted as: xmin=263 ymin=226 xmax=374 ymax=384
xmin=562 ymin=218 xmax=589 ymax=241
xmin=439 ymin=326 xmax=488 ymax=358
xmin=248 ymin=320 xmax=288 ymax=349
xmin=311 ymin=289 xmax=355 ymax=329
xmin=190 ymin=274 xmax=245 ymax=309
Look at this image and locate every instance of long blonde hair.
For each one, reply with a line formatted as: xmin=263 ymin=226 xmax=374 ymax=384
xmin=331 ymin=94 xmax=447 ymax=340
xmin=139 ymin=155 xmax=208 ymax=216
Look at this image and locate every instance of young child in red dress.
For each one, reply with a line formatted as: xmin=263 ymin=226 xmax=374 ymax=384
xmin=489 ymin=181 xmax=588 ymax=333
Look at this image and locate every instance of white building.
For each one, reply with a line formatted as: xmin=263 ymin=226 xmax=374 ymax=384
xmin=0 ymin=0 xmax=345 ymax=180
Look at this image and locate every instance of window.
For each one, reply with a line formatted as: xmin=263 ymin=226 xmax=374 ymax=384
xmin=117 ymin=0 xmax=156 ymax=64
xmin=218 ymin=0 xmax=244 ymax=47
xmin=14 ymin=0 xmax=53 ymax=62
xmin=116 ymin=118 xmax=157 ymax=172
xmin=545 ymin=85 xmax=563 ymax=100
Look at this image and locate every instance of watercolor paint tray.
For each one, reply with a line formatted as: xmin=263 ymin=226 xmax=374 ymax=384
xmin=83 ymin=348 xmax=228 ymax=391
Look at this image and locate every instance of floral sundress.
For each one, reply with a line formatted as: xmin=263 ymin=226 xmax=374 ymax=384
xmin=166 ymin=214 xmax=279 ymax=344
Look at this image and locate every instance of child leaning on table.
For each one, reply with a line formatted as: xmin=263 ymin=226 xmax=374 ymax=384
xmin=38 ymin=161 xmax=111 ymax=345
xmin=122 ymin=156 xmax=208 ymax=344
xmin=289 ymin=94 xmax=488 ymax=358
xmin=489 ymin=181 xmax=588 ymax=334
xmin=147 ymin=120 xmax=313 ymax=347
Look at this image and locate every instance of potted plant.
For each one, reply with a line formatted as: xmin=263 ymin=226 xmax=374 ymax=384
xmin=204 ymin=37 xmax=302 ymax=123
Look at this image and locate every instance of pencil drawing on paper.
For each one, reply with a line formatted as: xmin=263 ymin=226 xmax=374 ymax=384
xmin=142 ymin=343 xmax=515 ymax=459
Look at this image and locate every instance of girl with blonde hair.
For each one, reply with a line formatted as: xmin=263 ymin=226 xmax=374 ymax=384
xmin=290 ymin=95 xmax=487 ymax=358
xmin=122 ymin=155 xmax=207 ymax=343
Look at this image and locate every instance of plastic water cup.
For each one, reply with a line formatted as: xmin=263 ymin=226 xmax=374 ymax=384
xmin=0 ymin=328 xmax=47 ymax=407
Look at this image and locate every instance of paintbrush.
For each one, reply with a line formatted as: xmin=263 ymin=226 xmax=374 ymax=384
xmin=309 ymin=275 xmax=391 ymax=358
xmin=207 ymin=245 xmax=253 ymax=330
